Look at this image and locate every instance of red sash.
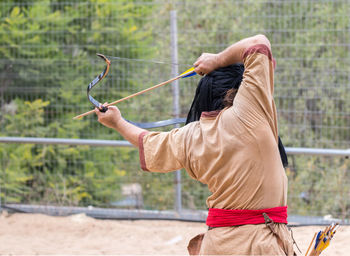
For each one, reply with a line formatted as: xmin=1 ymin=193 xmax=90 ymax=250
xmin=206 ymin=206 xmax=288 ymax=227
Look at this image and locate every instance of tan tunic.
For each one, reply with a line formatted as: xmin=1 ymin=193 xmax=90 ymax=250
xmin=138 ymin=44 xmax=294 ymax=255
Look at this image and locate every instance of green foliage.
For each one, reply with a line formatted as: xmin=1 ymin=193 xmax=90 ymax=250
xmin=0 ymin=0 xmax=157 ymax=207
xmin=0 ymin=98 xmax=140 ymax=206
xmin=2 ymin=99 xmax=49 ymax=136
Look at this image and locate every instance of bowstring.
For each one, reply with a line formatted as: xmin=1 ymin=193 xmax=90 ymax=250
xmin=105 ymin=55 xmax=192 ymax=67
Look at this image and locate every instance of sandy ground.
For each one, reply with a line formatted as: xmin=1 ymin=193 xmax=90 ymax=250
xmin=0 ymin=212 xmax=348 ymax=255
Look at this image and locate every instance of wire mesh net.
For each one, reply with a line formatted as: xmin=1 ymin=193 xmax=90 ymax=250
xmin=0 ymin=0 xmax=349 ymax=223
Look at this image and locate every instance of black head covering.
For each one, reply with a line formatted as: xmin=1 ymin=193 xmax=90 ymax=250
xmin=186 ymin=64 xmax=288 ymax=168
xmin=186 ymin=64 xmax=244 ymax=124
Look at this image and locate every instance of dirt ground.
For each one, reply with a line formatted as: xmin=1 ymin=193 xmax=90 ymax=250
xmin=0 ymin=211 xmax=348 ymax=255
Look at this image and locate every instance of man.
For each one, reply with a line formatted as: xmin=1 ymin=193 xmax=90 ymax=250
xmin=95 ymin=34 xmax=295 ymax=255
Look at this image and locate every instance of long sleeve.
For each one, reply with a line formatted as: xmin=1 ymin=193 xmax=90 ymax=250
xmin=138 ymin=123 xmax=197 ymax=179
xmin=233 ymin=44 xmax=278 ymax=140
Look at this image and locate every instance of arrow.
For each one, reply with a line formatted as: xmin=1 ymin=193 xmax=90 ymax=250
xmin=73 ymin=67 xmax=196 ymax=120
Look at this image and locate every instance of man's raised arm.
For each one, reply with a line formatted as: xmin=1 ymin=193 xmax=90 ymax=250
xmin=193 ymin=34 xmax=271 ymax=75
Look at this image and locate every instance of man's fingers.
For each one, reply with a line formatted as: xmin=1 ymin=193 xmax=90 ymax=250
xmin=193 ymin=52 xmax=218 ymax=76
xmin=193 ymin=62 xmax=204 ymax=75
xmin=95 ymin=106 xmax=108 ymax=117
xmin=193 ymin=54 xmax=209 ymax=76
xmin=193 ymin=57 xmax=202 ymax=68
xmin=95 ymin=108 xmax=103 ymax=123
xmin=194 ymin=66 xmax=205 ymax=76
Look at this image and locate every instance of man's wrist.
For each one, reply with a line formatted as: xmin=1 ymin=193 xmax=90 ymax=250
xmin=113 ymin=117 xmax=125 ymax=131
xmin=215 ymin=53 xmax=224 ymax=68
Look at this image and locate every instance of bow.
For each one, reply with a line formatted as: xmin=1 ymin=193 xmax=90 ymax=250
xmin=74 ymin=54 xmax=196 ymax=129
xmin=86 ymin=53 xmax=110 ymax=112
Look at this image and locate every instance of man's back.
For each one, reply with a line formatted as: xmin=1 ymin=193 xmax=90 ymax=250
xmin=185 ymin=105 xmax=288 ymax=210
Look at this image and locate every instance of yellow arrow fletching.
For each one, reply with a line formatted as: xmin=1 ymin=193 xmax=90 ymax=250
xmin=180 ymin=67 xmax=194 ymax=75
xmin=179 ymin=67 xmax=196 ymax=78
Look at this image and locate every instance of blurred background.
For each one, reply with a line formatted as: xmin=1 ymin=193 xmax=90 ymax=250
xmin=0 ymin=0 xmax=349 ymax=225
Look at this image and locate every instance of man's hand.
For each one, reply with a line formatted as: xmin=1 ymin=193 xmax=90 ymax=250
xmin=193 ymin=53 xmax=221 ymax=76
xmin=94 ymin=104 xmax=122 ymax=130
xmin=94 ymin=103 xmax=146 ymax=147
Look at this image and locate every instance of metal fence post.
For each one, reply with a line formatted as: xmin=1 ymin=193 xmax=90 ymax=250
xmin=0 ymin=159 xmax=2 ymax=213
xmin=170 ymin=9 xmax=182 ymax=212
xmin=0 ymin=179 xmax=2 ymax=213
xmin=0 ymin=161 xmax=3 ymax=213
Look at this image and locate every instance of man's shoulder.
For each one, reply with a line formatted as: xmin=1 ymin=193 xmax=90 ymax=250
xmin=243 ymin=44 xmax=274 ymax=63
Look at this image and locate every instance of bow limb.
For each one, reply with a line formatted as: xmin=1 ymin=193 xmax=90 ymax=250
xmin=87 ymin=53 xmax=111 ymax=112
xmin=125 ymin=117 xmax=186 ymax=129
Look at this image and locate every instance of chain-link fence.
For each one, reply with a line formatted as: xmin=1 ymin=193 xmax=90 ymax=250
xmin=0 ymin=0 xmax=349 ymax=224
